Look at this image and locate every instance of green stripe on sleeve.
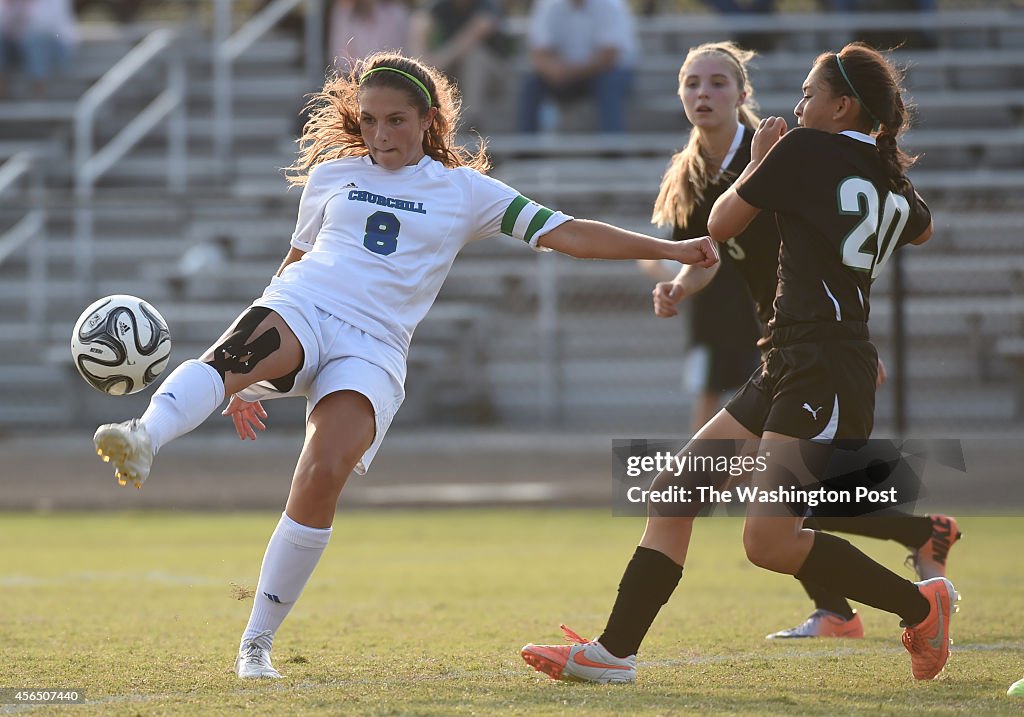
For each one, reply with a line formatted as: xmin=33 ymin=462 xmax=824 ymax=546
xmin=523 ymin=207 xmax=555 ymax=245
xmin=500 ymin=195 xmax=529 ymax=236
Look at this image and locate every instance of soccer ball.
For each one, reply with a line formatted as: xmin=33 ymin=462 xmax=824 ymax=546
xmin=71 ymin=295 xmax=172 ymax=395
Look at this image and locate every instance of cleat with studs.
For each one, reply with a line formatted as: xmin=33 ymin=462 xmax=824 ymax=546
xmin=908 ymin=515 xmax=962 ymax=580
xmin=902 ymin=577 xmax=959 ymax=680
xmin=93 ymin=420 xmax=154 ymax=488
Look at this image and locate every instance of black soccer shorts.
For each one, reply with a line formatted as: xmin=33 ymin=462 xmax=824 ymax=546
xmin=725 ymin=324 xmax=878 ymax=444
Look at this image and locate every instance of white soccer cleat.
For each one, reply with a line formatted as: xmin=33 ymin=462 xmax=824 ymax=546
xmin=93 ymin=419 xmax=153 ymax=488
xmin=235 ymin=630 xmax=282 ymax=679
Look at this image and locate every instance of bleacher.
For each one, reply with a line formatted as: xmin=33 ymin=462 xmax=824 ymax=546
xmin=1 ymin=5 xmax=1023 ymax=432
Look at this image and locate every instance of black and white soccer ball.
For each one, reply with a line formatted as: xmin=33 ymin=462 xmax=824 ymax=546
xmin=71 ymin=295 xmax=172 ymax=395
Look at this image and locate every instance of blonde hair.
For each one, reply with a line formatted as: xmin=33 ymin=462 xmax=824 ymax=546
xmin=287 ymin=51 xmax=489 ymax=186
xmin=652 ymin=42 xmax=760 ymax=229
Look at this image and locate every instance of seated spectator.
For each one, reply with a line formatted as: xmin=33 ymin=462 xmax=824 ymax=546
xmin=0 ymin=0 xmax=77 ymax=100
xmin=328 ymin=0 xmax=410 ymax=75
xmin=518 ymin=0 xmax=636 ymax=134
xmin=408 ymin=0 xmax=510 ymax=132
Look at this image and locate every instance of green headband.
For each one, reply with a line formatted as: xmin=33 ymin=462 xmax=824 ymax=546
xmin=359 ymin=67 xmax=433 ymax=107
xmin=835 ymin=54 xmax=880 ymax=132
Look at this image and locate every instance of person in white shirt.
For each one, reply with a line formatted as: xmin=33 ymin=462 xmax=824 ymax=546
xmin=91 ymin=51 xmax=718 ymax=679
xmin=518 ymin=0 xmax=637 ymax=133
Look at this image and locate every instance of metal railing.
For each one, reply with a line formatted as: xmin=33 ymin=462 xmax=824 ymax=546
xmin=73 ymin=27 xmax=187 ymax=300
xmin=0 ymin=151 xmax=47 ymax=343
xmin=212 ymin=0 xmax=323 ymax=176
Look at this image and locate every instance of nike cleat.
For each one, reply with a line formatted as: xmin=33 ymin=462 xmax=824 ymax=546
xmin=521 ymin=624 xmax=636 ymax=684
xmin=766 ymin=609 xmax=864 ymax=639
xmin=1008 ymin=676 xmax=1024 ymax=696
xmin=902 ymin=577 xmax=959 ymax=680
xmin=235 ymin=630 xmax=282 ymax=679
xmin=93 ymin=419 xmax=153 ymax=488
xmin=909 ymin=515 xmax=962 ymax=580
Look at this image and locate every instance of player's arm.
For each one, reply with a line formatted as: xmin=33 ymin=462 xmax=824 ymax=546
xmin=538 ymin=218 xmax=718 ymax=266
xmin=908 ymin=219 xmax=933 ymax=245
xmin=708 ymin=187 xmax=760 ymax=243
xmin=709 ymin=117 xmax=789 ymax=243
xmin=275 ymin=246 xmax=307 ymax=277
xmin=652 ymin=261 xmax=721 ymax=318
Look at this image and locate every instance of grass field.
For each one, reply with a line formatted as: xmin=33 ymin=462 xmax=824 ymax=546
xmin=1 ymin=510 xmax=1022 ymax=716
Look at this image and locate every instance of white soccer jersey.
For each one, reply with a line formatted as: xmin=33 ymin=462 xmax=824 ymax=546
xmin=272 ymin=154 xmax=573 ymax=355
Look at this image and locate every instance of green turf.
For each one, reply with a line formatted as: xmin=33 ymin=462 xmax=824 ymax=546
xmin=1 ymin=511 xmax=1021 ymax=716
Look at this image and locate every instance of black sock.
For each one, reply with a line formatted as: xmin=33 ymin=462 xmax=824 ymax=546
xmin=795 ymin=532 xmax=930 ymax=625
xmin=810 ymin=516 xmax=933 ymax=549
xmin=598 ymin=546 xmax=682 ymax=658
xmin=799 ymin=578 xmax=855 ymax=620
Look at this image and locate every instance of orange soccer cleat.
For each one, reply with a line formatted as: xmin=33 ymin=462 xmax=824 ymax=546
xmin=902 ymin=577 xmax=960 ymax=680
xmin=909 ymin=515 xmax=962 ymax=580
xmin=521 ymin=624 xmax=636 ymax=684
xmin=765 ymin=609 xmax=864 ymax=640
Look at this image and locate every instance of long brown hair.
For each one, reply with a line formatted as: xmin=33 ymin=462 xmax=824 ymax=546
xmin=652 ymin=42 xmax=760 ymax=229
xmin=813 ymin=42 xmax=916 ymax=194
xmin=287 ymin=52 xmax=489 ymax=186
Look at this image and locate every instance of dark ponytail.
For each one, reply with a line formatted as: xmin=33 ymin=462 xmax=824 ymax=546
xmin=814 ymin=42 xmax=917 ymax=194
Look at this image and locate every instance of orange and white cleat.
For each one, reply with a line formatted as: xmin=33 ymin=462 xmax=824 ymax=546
xmin=765 ymin=609 xmax=864 ymax=640
xmin=902 ymin=577 xmax=960 ymax=680
xmin=521 ymin=624 xmax=636 ymax=684
xmin=909 ymin=515 xmax=962 ymax=580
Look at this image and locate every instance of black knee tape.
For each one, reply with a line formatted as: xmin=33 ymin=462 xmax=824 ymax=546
xmin=206 ymin=306 xmax=282 ymax=380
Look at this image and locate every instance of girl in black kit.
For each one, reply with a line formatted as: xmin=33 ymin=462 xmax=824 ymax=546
xmin=523 ymin=42 xmax=958 ymax=684
xmin=647 ymin=41 xmax=960 ymax=643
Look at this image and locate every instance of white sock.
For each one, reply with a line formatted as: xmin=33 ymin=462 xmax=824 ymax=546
xmin=140 ymin=360 xmax=225 ymax=453
xmin=241 ymin=513 xmax=332 ymax=649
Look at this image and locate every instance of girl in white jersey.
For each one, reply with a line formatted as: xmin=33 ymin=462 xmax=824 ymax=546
xmin=91 ymin=52 xmax=718 ymax=679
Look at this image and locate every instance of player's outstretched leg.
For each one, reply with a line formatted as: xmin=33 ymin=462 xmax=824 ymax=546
xmin=521 ymin=625 xmax=637 ymax=684
xmin=909 ymin=515 xmax=962 ymax=580
xmin=902 ymin=577 xmax=960 ymax=680
xmin=235 ymin=629 xmax=281 ymax=679
xmin=93 ymin=308 xmax=302 ymax=488
xmin=766 ymin=609 xmax=864 ymax=640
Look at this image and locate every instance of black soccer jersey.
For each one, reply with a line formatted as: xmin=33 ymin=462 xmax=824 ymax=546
xmin=673 ymin=126 xmax=781 ymax=337
xmin=736 ymin=128 xmax=931 ymax=335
